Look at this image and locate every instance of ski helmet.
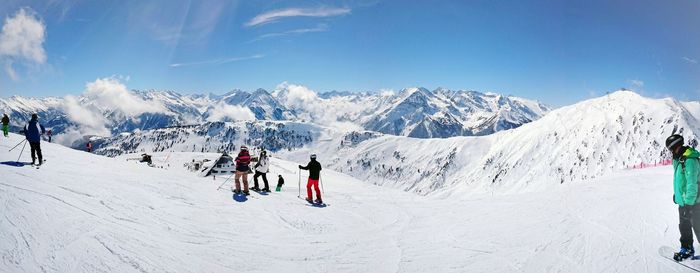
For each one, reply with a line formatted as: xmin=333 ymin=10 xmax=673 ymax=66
xmin=310 ymin=154 xmax=317 ymax=160
xmin=666 ymin=134 xmax=684 ymax=150
xmin=241 ymin=145 xmax=248 ymax=151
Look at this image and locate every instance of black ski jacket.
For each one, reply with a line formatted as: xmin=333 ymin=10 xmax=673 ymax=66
xmin=299 ymin=160 xmax=322 ymax=180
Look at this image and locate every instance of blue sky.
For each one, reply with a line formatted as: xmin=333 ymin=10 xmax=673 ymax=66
xmin=0 ymin=0 xmax=698 ymax=106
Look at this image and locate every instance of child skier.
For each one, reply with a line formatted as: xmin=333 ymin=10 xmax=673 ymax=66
xmin=233 ymin=146 xmax=251 ymax=195
xmin=666 ymin=134 xmax=700 ymax=261
xmin=252 ymin=150 xmax=270 ymax=192
xmin=276 ymin=175 xmax=285 ymax=192
xmin=299 ymin=154 xmax=323 ymax=204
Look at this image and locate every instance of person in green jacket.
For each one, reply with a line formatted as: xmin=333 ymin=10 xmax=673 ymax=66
xmin=666 ymin=134 xmax=700 ymax=261
xmin=1 ymin=113 xmax=9 ymax=137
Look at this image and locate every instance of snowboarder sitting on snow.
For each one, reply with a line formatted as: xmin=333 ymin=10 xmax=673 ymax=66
xmin=86 ymin=141 xmax=93 ymax=153
xmin=2 ymin=113 xmax=9 ymax=137
xmin=299 ymin=154 xmax=323 ymax=204
xmin=666 ymin=134 xmax=700 ymax=261
xmin=276 ymin=174 xmax=285 ymax=192
xmin=47 ymin=129 xmax=52 ymax=143
xmin=252 ymin=150 xmax=270 ymax=192
xmin=24 ymin=114 xmax=45 ymax=166
xmin=233 ymin=146 xmax=251 ymax=195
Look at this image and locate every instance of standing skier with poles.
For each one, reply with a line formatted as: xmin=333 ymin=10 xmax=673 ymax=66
xmin=233 ymin=146 xmax=251 ymax=195
xmin=24 ymin=114 xmax=45 ymax=166
xmin=666 ymin=134 xmax=700 ymax=261
xmin=2 ymin=113 xmax=9 ymax=137
xmin=252 ymin=150 xmax=271 ymax=192
xmin=299 ymin=154 xmax=323 ymax=204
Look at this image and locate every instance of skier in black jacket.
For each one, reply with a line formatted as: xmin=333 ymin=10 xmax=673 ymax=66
xmin=299 ymin=154 xmax=323 ymax=203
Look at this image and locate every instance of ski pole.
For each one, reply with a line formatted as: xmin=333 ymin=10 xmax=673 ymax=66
xmin=16 ymin=140 xmax=27 ymax=163
xmin=319 ymin=173 xmax=325 ymax=195
xmin=297 ymin=170 xmax=301 ymax=198
xmin=8 ymin=139 xmax=26 ymax=152
xmin=216 ymin=173 xmax=235 ymax=191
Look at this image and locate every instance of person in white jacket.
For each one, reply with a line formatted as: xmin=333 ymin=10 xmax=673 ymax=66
xmin=252 ymin=151 xmax=270 ymax=192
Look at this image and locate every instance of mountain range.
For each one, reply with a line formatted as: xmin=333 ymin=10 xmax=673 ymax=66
xmin=0 ymin=85 xmax=549 ymax=146
xmin=89 ymin=91 xmax=700 ymax=196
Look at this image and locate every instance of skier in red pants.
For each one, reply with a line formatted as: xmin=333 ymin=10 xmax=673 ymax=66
xmin=299 ymin=154 xmax=323 ymax=204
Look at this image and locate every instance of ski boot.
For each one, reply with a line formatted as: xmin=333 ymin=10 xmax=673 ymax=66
xmin=305 ymin=197 xmax=313 ymax=203
xmin=243 ymin=190 xmax=250 ymax=196
xmin=262 ymin=188 xmax=271 ymax=193
xmin=674 ymin=247 xmax=695 ymax=261
xmin=315 ymin=199 xmax=323 ymax=204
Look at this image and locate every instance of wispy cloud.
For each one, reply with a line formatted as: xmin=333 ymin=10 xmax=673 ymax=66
xmin=249 ymin=24 xmax=329 ymax=42
xmin=170 ymin=54 xmax=264 ymax=68
xmin=683 ymin=56 xmax=698 ymax=64
xmin=245 ymin=7 xmax=350 ymax=27
xmin=628 ymin=79 xmax=644 ymax=89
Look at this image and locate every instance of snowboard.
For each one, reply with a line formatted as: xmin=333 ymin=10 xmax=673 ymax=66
xmin=231 ymin=189 xmax=252 ymax=202
xmin=305 ymin=199 xmax=328 ymax=207
xmin=659 ymin=246 xmax=700 ymax=272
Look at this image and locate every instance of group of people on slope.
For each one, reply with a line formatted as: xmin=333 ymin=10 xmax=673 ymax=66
xmin=1 ymin=113 xmax=60 ymax=166
xmin=229 ymin=145 xmax=323 ymax=203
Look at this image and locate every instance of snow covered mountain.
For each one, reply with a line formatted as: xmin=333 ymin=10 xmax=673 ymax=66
xmin=0 ymin=132 xmax=692 ymax=273
xmin=90 ymin=121 xmax=331 ymax=157
xmin=365 ymin=87 xmax=550 ymax=138
xmin=0 ymin=86 xmax=549 ymax=146
xmin=89 ymin=90 xmax=699 ymax=196
xmin=284 ymin=90 xmax=700 ymax=196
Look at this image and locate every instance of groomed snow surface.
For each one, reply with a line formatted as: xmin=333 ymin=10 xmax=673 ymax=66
xmin=0 ymin=133 xmax=696 ymax=273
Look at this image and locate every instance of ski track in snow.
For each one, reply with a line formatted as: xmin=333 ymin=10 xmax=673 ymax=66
xmin=0 ymin=132 xmax=696 ymax=273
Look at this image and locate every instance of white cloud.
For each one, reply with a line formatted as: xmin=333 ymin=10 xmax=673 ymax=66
xmin=683 ymin=56 xmax=698 ymax=64
xmin=379 ymin=89 xmax=396 ymax=97
xmin=628 ymin=79 xmax=644 ymax=88
xmin=57 ymin=77 xmax=168 ymax=144
xmin=245 ymin=7 xmax=350 ymax=27
xmin=205 ymin=102 xmax=256 ymax=122
xmin=271 ymin=82 xmax=362 ymax=132
xmin=62 ymin=95 xmax=108 ymax=131
xmin=0 ymin=8 xmax=47 ymax=80
xmin=57 ymin=95 xmax=111 ymax=145
xmin=83 ymin=77 xmax=167 ymax=115
xmin=274 ymin=82 xmax=320 ymax=109
xmin=251 ymin=24 xmax=328 ymax=42
xmin=170 ymin=54 xmax=264 ymax=67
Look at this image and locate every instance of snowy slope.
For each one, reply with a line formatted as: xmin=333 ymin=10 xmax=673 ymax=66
xmin=284 ymin=90 xmax=700 ymax=196
xmin=0 ymin=132 xmax=693 ymax=273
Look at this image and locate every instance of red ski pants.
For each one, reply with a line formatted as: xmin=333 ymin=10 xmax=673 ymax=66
xmin=306 ymin=178 xmax=321 ymax=200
